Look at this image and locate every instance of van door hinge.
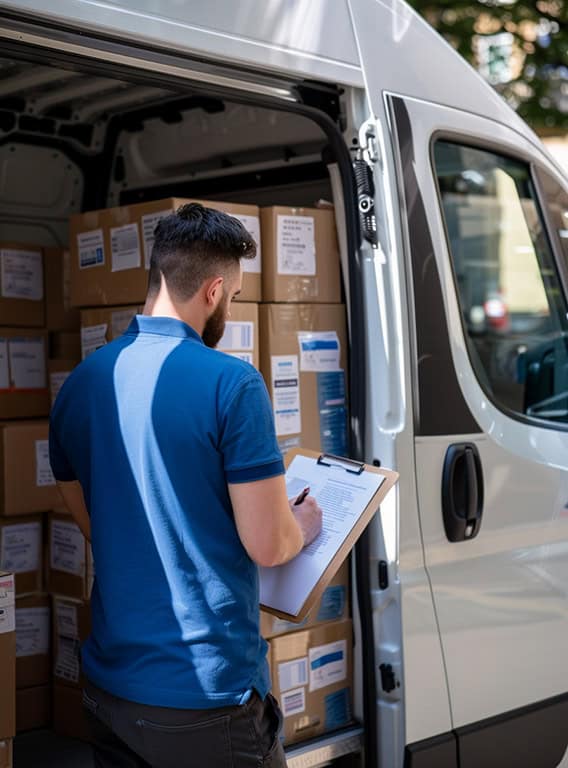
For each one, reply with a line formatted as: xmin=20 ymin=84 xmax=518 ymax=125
xmin=353 ymin=120 xmax=379 ymax=248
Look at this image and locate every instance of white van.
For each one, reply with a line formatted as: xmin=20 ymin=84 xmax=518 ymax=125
xmin=1 ymin=2 xmax=568 ymax=767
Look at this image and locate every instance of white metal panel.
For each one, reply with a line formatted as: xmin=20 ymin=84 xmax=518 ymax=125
xmin=0 ymin=0 xmax=364 ymax=86
xmin=395 ymin=95 xmax=568 ymax=730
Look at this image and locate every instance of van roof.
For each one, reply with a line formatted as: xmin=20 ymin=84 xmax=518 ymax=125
xmin=0 ymin=0 xmax=541 ymax=146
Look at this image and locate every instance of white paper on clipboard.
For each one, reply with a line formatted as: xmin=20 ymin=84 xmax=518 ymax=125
xmin=259 ymin=453 xmax=385 ymax=618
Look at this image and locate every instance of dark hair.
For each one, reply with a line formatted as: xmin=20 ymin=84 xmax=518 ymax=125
xmin=147 ymin=203 xmax=256 ymax=301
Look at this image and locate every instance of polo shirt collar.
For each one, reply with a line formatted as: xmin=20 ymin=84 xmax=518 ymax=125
xmin=126 ymin=315 xmax=203 ymax=343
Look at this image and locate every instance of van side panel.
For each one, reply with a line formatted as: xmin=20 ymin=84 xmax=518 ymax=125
xmin=0 ymin=0 xmax=364 ymax=86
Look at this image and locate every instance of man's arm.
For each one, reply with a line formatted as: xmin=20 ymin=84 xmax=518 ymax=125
xmin=56 ymin=481 xmax=91 ymax=542
xmin=229 ymin=475 xmax=322 ymax=567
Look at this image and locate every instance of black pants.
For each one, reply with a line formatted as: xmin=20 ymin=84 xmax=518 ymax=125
xmin=83 ymin=680 xmax=287 ymax=768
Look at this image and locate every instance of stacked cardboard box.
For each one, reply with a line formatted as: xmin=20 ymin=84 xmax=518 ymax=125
xmin=0 ymin=572 xmax=16 ymax=752
xmin=15 ymin=594 xmax=51 ymax=732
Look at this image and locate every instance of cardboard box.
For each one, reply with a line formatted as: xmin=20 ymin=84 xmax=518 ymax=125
xmin=49 ymin=331 xmax=81 ymax=360
xmin=0 ymin=572 xmax=16 ymax=739
xmin=0 ymin=243 xmax=45 ymax=327
xmin=261 ymin=560 xmax=349 ymax=639
xmin=80 ymin=305 xmax=143 ymax=359
xmin=268 ymin=619 xmax=353 ymax=746
xmin=0 ymin=421 xmax=61 ymax=516
xmin=52 ymin=595 xmax=90 ymax=689
xmin=53 ymin=683 xmax=90 ymax=741
xmin=45 ymin=248 xmax=80 ymax=332
xmin=259 ymin=304 xmax=348 ymax=455
xmin=0 ymin=516 xmax=43 ymax=594
xmin=48 ymin=359 xmax=79 ymax=406
xmin=0 ymin=740 xmax=12 ymax=768
xmin=70 ymin=198 xmax=262 ymax=307
xmin=48 ymin=514 xmax=93 ymax=601
xmin=0 ymin=328 xmax=49 ymax=419
xmin=16 ymin=594 xmax=50 ymax=688
xmin=16 ymin=685 xmax=50 ymax=732
xmin=216 ymin=302 xmax=259 ymax=370
xmin=260 ymin=207 xmax=340 ymax=303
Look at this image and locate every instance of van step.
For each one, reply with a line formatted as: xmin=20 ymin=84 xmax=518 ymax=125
xmin=285 ymin=726 xmax=364 ymax=767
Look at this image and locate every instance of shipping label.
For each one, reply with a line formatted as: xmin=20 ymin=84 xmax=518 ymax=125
xmin=0 ymin=522 xmax=41 ymax=574
xmin=77 ymin=229 xmax=104 ymax=269
xmin=217 ymin=321 xmax=254 ymax=351
xmin=55 ymin=601 xmax=78 ymax=639
xmin=54 ymin=636 xmax=80 ymax=682
xmin=81 ymin=324 xmax=108 ymax=359
xmin=317 ymin=371 xmax=347 ymax=455
xmin=278 ymin=657 xmax=309 ymax=693
xmin=277 ymin=215 xmax=316 ymax=276
xmin=232 ymin=214 xmax=261 ymax=274
xmin=111 ymin=309 xmax=137 ymax=339
xmin=51 ymin=520 xmax=85 ymax=577
xmin=8 ymin=337 xmax=46 ymax=389
xmin=0 ymin=339 xmax=8 ymax=389
xmin=35 ymin=440 xmax=55 ymax=486
xmin=271 ymin=355 xmax=301 ymax=436
xmin=0 ymin=249 xmax=43 ymax=300
xmin=297 ymin=331 xmax=340 ymax=372
xmin=281 ymin=687 xmax=306 ymax=718
xmin=49 ymin=370 xmax=71 ymax=404
xmin=110 ymin=223 xmax=141 ymax=272
xmin=142 ymin=210 xmax=171 ymax=268
xmin=277 ymin=436 xmax=301 ymax=456
xmin=225 ymin=352 xmax=254 ymax=365
xmin=16 ymin=606 xmax=49 ymax=657
xmin=0 ymin=573 xmax=15 ymax=607
xmin=309 ymin=639 xmax=347 ymax=692
xmin=0 ymin=603 xmax=15 ymax=634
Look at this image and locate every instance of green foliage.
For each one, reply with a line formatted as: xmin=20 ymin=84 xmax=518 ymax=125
xmin=406 ymin=0 xmax=568 ymax=131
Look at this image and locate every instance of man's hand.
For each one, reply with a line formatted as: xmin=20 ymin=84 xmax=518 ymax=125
xmin=290 ymin=496 xmax=322 ymax=547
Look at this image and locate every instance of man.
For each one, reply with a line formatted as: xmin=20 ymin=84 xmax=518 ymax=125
xmin=50 ymin=203 xmax=323 ymax=768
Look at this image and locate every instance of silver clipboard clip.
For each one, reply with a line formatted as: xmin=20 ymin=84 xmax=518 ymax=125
xmin=317 ymin=453 xmax=365 ymax=475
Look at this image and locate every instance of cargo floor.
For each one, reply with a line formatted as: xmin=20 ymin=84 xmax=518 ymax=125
xmin=14 ymin=730 xmax=94 ymax=768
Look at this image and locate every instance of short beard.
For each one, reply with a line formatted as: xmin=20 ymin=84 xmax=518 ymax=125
xmin=202 ymin=295 xmax=228 ymax=348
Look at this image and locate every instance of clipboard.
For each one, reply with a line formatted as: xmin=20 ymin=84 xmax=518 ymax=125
xmin=259 ymin=448 xmax=399 ymax=623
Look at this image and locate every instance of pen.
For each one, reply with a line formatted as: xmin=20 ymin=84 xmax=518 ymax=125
xmin=294 ymin=486 xmax=310 ymax=506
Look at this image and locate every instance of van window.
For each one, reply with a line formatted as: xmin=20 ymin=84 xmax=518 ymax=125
xmin=534 ymin=166 xmax=568 ymax=266
xmin=433 ymin=140 xmax=568 ymax=425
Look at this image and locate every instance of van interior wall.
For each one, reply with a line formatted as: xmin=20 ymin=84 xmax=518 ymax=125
xmin=0 ymin=57 xmax=334 ymax=245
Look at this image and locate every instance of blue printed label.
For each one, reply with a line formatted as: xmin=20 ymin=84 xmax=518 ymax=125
xmin=317 ymin=371 xmax=347 ymax=455
xmin=325 ymin=688 xmax=351 ymax=730
xmin=316 ymin=585 xmax=346 ymax=622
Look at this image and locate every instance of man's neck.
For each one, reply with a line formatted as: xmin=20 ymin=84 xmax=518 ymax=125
xmin=143 ymin=291 xmax=204 ymax=335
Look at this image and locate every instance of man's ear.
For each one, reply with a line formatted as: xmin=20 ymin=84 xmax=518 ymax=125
xmin=204 ymin=275 xmax=224 ymax=307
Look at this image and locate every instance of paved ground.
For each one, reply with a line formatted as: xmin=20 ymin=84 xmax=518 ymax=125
xmin=14 ymin=730 xmax=94 ymax=768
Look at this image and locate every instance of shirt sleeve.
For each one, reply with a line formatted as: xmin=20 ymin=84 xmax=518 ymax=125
xmin=220 ymin=372 xmax=284 ymax=484
xmin=49 ymin=420 xmax=76 ymax=482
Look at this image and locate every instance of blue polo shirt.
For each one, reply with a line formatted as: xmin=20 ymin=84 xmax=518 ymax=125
xmin=49 ymin=315 xmax=284 ymax=709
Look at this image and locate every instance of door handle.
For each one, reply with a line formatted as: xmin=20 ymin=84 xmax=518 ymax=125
xmin=442 ymin=443 xmax=484 ymax=542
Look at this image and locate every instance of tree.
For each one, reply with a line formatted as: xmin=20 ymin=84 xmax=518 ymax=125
xmin=406 ymin=0 xmax=568 ymax=132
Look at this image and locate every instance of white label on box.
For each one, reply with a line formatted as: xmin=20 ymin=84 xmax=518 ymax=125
xmin=271 ymin=355 xmax=301 ymax=436
xmin=217 ymin=321 xmax=254 ymax=351
xmin=50 ymin=370 xmax=71 ymax=404
xmin=0 ymin=249 xmax=43 ymax=300
xmin=0 ymin=603 xmax=15 ymax=634
xmin=16 ymin=606 xmax=49 ymax=657
xmin=277 ymin=215 xmax=316 ymax=276
xmin=225 ymin=351 xmax=253 ymax=365
xmin=55 ymin=601 xmax=78 ymax=639
xmin=281 ymin=687 xmax=306 ymax=718
xmin=78 ymin=229 xmax=105 ymax=269
xmin=0 ymin=339 xmax=8 ymax=389
xmin=54 ymin=636 xmax=80 ymax=682
xmin=232 ymin=214 xmax=261 ymax=274
xmin=8 ymin=337 xmax=46 ymax=389
xmin=110 ymin=223 xmax=141 ymax=272
xmin=81 ymin=324 xmax=108 ymax=359
xmin=51 ymin=519 xmax=85 ymax=576
xmin=111 ymin=309 xmax=137 ymax=339
xmin=142 ymin=210 xmax=171 ymax=268
xmin=35 ymin=440 xmax=55 ymax=486
xmin=0 ymin=573 xmax=15 ymax=607
xmin=0 ymin=522 xmax=41 ymax=573
xmin=308 ymin=639 xmax=347 ymax=692
xmin=278 ymin=657 xmax=309 ymax=693
xmin=297 ymin=331 xmax=340 ymax=372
